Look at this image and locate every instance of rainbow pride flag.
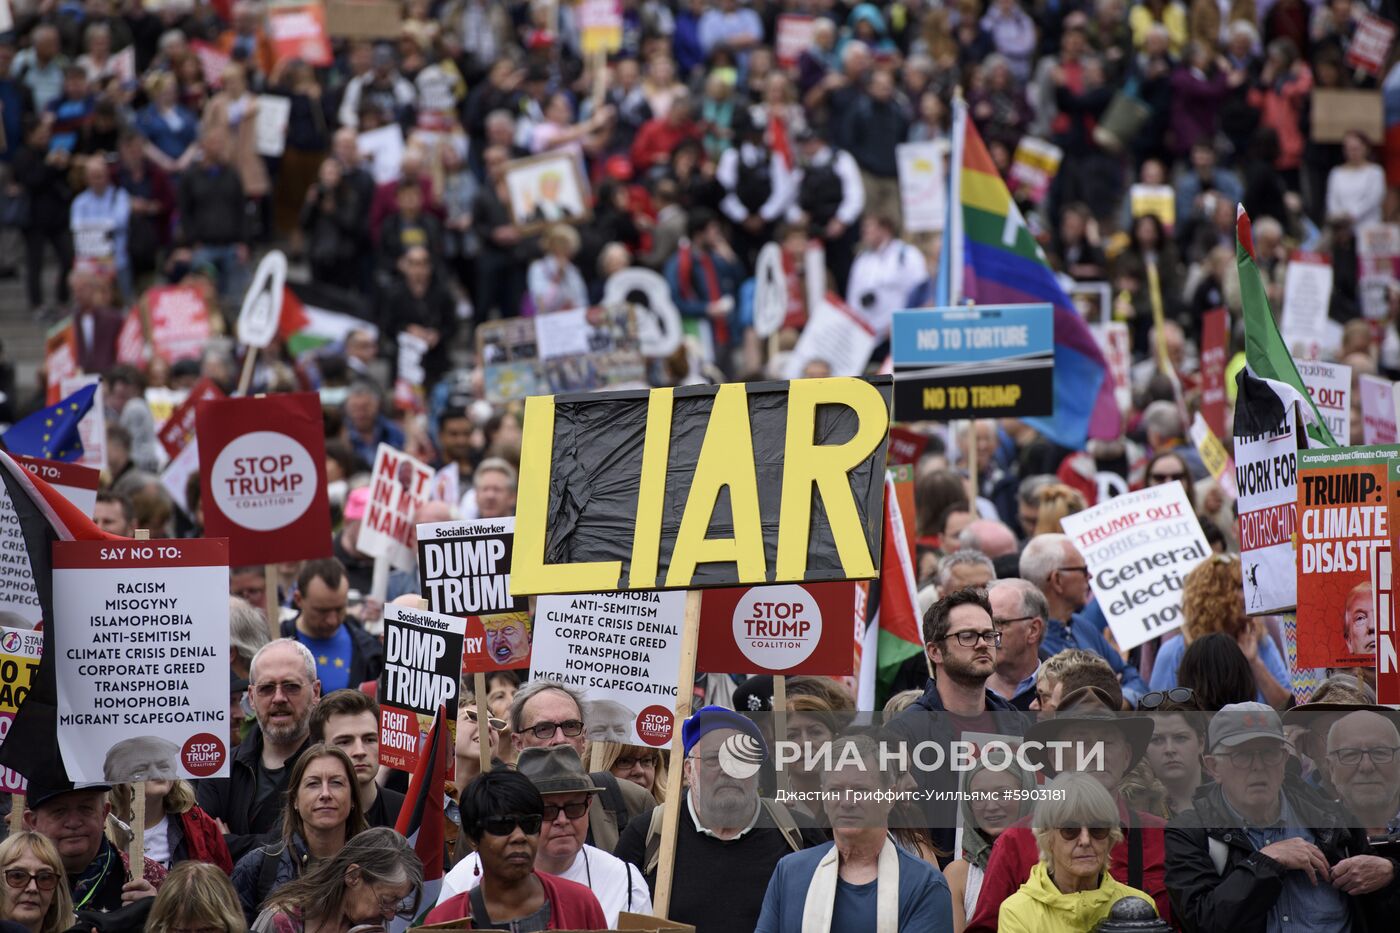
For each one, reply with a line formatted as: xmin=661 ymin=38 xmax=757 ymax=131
xmin=936 ymin=100 xmax=1121 ymax=450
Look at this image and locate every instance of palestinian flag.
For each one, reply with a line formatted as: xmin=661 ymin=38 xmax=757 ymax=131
xmin=0 ymin=452 xmax=116 ymax=784
xmin=1237 ymin=205 xmax=1335 ymax=447
xmin=1233 ymin=366 xmax=1322 ymax=440
xmin=392 ymin=706 xmax=448 ymax=932
xmin=857 ymin=474 xmax=924 ymax=709
xmin=278 ymin=282 xmax=380 ymax=357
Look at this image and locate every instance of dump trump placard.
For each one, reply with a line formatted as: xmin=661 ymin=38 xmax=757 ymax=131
xmin=417 ymin=518 xmax=527 ymax=616
xmin=378 ymin=604 xmax=465 ymax=769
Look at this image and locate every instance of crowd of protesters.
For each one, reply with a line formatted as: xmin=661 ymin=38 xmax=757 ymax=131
xmin=3 ymin=0 xmax=1400 ymax=930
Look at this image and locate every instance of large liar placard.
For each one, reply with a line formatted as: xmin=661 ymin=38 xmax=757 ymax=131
xmin=53 ymin=538 xmax=231 ymax=782
xmin=696 ymin=582 xmax=859 ymax=676
xmin=511 ymin=378 xmax=893 ymax=596
xmin=1058 ymin=483 xmax=1210 ymax=651
xmin=196 ymin=393 xmax=331 ymax=566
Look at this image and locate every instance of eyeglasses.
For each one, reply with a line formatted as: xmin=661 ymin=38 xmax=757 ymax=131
xmin=3 ymin=870 xmax=57 ymax=892
xmin=942 ymin=629 xmax=1002 ymax=648
xmin=1148 ymin=471 xmax=1186 ymax=483
xmin=252 ymin=681 xmax=307 ymax=699
xmin=480 ymin=813 xmax=544 ymax=836
xmin=992 ymin=615 xmax=1035 ymax=628
xmin=615 ymin=756 xmax=658 ymax=770
xmin=1058 ymin=826 xmax=1112 ymax=841
xmin=1219 ymin=746 xmax=1287 ymax=768
xmin=465 ymin=709 xmax=507 ymax=732
xmin=526 ymin=719 xmax=584 ymax=740
xmin=1055 ymin=566 xmax=1090 ymax=577
xmin=1328 ymin=746 xmax=1400 ymax=767
xmin=1139 ymin=688 xmax=1195 ymax=710
xmin=541 ymin=801 xmax=590 ymax=822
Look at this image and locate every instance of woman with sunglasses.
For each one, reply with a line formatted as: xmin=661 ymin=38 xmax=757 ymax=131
xmin=997 ymin=774 xmax=1158 ymax=932
xmin=426 ymin=770 xmax=607 ymax=930
xmin=146 ymin=862 xmax=246 ymax=933
xmin=233 ymin=745 xmax=369 ymax=924
xmin=253 ymin=828 xmax=422 ymax=933
xmin=1147 ymin=555 xmax=1291 ymax=707
xmin=0 ymin=833 xmax=73 ymax=933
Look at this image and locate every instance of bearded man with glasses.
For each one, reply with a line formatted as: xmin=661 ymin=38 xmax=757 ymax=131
xmin=197 ymin=639 xmax=322 ymax=861
xmin=507 ymin=680 xmax=654 ymax=853
xmin=1165 ymin=702 xmax=1400 ymax=933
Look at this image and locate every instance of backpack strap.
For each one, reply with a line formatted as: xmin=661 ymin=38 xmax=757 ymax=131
xmin=592 ymin=770 xmax=632 ymax=836
xmin=1126 ymin=806 xmax=1143 ymax=892
xmin=643 ymin=805 xmax=666 ymax=876
xmin=254 ymin=846 xmax=281 ymax=910
xmin=761 ymin=798 xmax=804 ymax=853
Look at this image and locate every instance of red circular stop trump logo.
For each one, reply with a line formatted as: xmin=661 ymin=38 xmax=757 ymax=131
xmin=731 ymin=584 xmax=822 ymax=671
xmin=181 ymin=733 xmax=227 ymax=777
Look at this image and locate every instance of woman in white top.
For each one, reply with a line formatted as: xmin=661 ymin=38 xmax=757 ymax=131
xmin=942 ymin=758 xmax=1035 ymax=932
xmin=527 ymin=223 xmax=590 ymax=314
xmin=1326 ymin=130 xmax=1386 ymax=226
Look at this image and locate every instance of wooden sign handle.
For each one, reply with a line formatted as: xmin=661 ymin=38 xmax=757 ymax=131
xmin=651 ymin=590 xmax=702 ymax=919
xmin=772 ymin=675 xmax=787 ymax=794
xmin=474 ymin=671 xmax=491 ymax=774
xmin=130 ymin=529 xmax=149 ymax=869
xmin=264 ymin=563 xmax=280 ymax=641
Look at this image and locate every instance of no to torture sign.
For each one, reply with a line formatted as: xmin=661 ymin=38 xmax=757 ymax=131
xmin=53 ymin=538 xmax=231 ymax=782
xmin=197 ymin=393 xmax=331 ymax=566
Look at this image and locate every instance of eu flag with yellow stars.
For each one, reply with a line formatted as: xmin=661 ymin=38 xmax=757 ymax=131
xmin=2 ymin=383 xmax=98 ymax=463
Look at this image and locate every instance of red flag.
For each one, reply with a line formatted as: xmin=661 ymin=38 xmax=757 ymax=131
xmin=395 ymin=705 xmax=447 ymax=926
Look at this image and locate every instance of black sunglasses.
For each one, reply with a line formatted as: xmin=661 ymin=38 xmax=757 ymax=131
xmin=480 ymin=813 xmax=544 ymax=837
xmin=1139 ymin=688 xmax=1194 ymax=710
xmin=1058 ymin=826 xmax=1112 ymax=841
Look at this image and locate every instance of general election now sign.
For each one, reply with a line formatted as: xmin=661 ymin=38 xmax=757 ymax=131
xmin=511 ymin=378 xmax=893 ymax=596
xmin=196 ymin=393 xmax=331 ymax=566
xmin=890 ymin=304 xmax=1054 ymax=422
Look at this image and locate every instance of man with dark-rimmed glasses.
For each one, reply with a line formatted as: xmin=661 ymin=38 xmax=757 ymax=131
xmin=507 ymin=679 xmax=654 ymax=853
xmin=886 ymin=588 xmax=1030 ymax=861
xmin=1165 ymin=702 xmax=1400 ymax=933
xmin=197 ymin=638 xmax=321 ymax=861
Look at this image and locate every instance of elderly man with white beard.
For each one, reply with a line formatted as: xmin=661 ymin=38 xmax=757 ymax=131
xmin=614 ymin=706 xmax=825 ymax=933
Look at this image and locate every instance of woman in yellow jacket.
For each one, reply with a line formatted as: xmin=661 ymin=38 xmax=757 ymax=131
xmin=997 ymin=774 xmax=1158 ymax=933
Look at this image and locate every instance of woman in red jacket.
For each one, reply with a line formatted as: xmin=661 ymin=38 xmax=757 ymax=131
xmin=426 ymin=770 xmax=606 ymax=930
xmin=111 ymin=780 xmax=234 ymax=874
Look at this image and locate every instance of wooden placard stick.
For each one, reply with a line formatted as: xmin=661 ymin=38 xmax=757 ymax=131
xmin=651 ymin=590 xmax=702 ymax=919
xmin=772 ymin=674 xmax=788 ymax=793
xmin=474 ymin=671 xmax=491 ymax=774
xmin=130 ymin=529 xmax=150 ymax=867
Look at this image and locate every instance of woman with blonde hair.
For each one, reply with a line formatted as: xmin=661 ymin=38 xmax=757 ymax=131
xmin=997 ymin=774 xmax=1157 ymax=932
xmin=1147 ymin=554 xmax=1290 ymax=706
xmin=1032 ymin=484 xmax=1087 ymax=535
xmin=526 ymin=223 xmax=588 ymax=314
xmin=231 ymin=745 xmax=369 ymax=923
xmin=0 ymin=833 xmax=73 ymax=933
xmin=109 ymin=778 xmax=232 ymax=872
xmin=593 ymin=742 xmax=668 ymax=804
xmin=147 ymin=861 xmax=247 ymax=933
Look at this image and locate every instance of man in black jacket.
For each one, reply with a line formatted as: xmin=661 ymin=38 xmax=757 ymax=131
xmin=176 ymin=125 xmax=251 ymax=304
xmin=196 ymin=639 xmax=321 ymax=861
xmin=1166 ymin=702 xmax=1400 ymax=933
xmin=278 ymin=557 xmax=385 ymax=694
xmin=884 ymin=587 xmax=1030 ymax=861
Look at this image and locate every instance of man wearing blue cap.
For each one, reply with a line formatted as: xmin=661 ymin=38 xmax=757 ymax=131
xmin=614 ymin=705 xmax=824 ymax=933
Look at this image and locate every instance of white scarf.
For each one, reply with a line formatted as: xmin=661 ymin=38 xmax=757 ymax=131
xmin=800 ymin=837 xmax=901 ymax=933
